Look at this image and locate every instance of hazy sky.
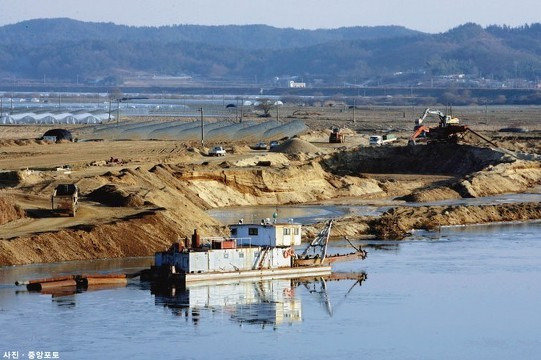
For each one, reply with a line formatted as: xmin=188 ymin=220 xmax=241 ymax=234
xmin=0 ymin=0 xmax=540 ymax=33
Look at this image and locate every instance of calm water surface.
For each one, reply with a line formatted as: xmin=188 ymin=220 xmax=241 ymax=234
xmin=0 ymin=222 xmax=540 ymax=360
xmin=207 ymin=190 xmax=541 ymax=225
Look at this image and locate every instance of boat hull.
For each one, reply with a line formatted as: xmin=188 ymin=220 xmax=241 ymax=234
xmin=294 ymin=252 xmax=366 ymax=266
xmin=142 ymin=265 xmax=332 ymax=285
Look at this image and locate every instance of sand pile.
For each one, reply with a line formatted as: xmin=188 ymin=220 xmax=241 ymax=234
xmin=0 ymin=196 xmax=25 ymax=225
xmin=230 ymin=145 xmax=251 ymax=154
xmin=0 ymin=139 xmax=44 ymax=147
xmin=87 ymin=184 xmax=145 ymax=207
xmin=456 ymin=160 xmax=541 ymax=198
xmin=270 ymin=138 xmax=321 ymax=154
xmin=232 ymin=153 xmax=290 ymax=167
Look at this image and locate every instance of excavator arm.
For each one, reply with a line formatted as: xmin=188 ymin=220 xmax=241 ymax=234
xmin=409 ymin=125 xmax=429 ymax=145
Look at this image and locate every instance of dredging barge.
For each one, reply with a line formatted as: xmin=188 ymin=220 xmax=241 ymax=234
xmin=141 ymin=219 xmax=367 ymax=285
xmin=16 ymin=219 xmax=366 ymax=291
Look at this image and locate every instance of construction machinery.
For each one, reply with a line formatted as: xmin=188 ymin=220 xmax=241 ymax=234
xmin=329 ymin=127 xmax=346 ymax=143
xmin=409 ymin=108 xmax=468 ymax=145
xmin=408 ymin=108 xmax=507 ymax=152
xmin=51 ymin=183 xmax=79 ymax=217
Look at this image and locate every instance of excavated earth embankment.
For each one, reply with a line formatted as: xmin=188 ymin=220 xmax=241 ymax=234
xmin=305 ymin=202 xmax=541 ymax=240
xmin=324 ymin=144 xmax=506 ymax=176
xmin=325 ymin=144 xmax=541 ymax=202
xmin=0 ymin=210 xmax=213 ymax=266
xmin=372 ymin=202 xmax=541 ymax=239
xmin=1 ymin=142 xmax=540 ymax=266
xmin=0 ymin=159 xmax=383 ymax=266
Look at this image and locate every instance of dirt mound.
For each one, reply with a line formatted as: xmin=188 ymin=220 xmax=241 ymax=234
xmin=230 ymin=145 xmax=251 ymax=154
xmin=0 ymin=196 xmax=25 ymax=225
xmin=270 ymin=138 xmax=321 ymax=154
xmin=325 ymin=144 xmax=506 ymax=176
xmin=456 ymin=160 xmax=541 ymax=198
xmin=0 ymin=210 xmax=223 ymax=266
xmin=399 ymin=187 xmax=462 ymax=202
xmin=372 ymin=202 xmax=541 ymax=239
xmin=174 ymin=161 xmax=382 ymax=208
xmin=232 ymin=153 xmax=290 ymax=167
xmin=15 ymin=169 xmax=44 ymax=187
xmin=87 ymin=184 xmax=145 ymax=207
xmin=0 ymin=139 xmax=43 ymax=147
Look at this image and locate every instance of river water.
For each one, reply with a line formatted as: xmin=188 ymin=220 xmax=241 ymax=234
xmin=0 ymin=222 xmax=540 ymax=360
xmin=207 ymin=189 xmax=541 ymax=225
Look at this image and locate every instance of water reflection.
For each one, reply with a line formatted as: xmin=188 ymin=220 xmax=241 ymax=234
xmin=151 ymin=273 xmax=367 ymax=328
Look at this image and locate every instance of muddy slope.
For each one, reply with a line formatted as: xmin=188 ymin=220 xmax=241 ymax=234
xmin=372 ymin=202 xmax=541 ymax=239
xmin=324 ymin=144 xmax=506 ymax=176
xmin=402 ymin=160 xmax=541 ymax=201
xmin=168 ymin=161 xmax=383 ymax=208
xmin=0 ymin=210 xmax=222 ymax=267
xmin=305 ymin=202 xmax=541 ymax=240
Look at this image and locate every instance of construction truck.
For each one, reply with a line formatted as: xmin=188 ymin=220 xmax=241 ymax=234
xmin=329 ymin=127 xmax=346 ymax=143
xmin=369 ymin=134 xmax=397 ymax=146
xmin=51 ymin=184 xmax=79 ymax=217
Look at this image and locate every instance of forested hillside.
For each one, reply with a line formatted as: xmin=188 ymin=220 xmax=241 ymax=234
xmin=1 ymin=19 xmax=541 ymax=84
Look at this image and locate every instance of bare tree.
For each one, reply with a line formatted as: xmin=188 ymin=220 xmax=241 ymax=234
xmin=256 ymin=99 xmax=274 ymax=117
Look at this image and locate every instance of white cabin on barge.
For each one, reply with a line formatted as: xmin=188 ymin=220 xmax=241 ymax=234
xmin=229 ymin=221 xmax=302 ymax=247
xmin=153 ymin=222 xmax=305 ymax=277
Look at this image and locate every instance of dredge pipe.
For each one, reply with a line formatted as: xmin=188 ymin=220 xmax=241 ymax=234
xmin=85 ymin=277 xmax=128 ymax=286
xmin=16 ymin=275 xmax=74 ymax=286
xmin=27 ymin=279 xmax=77 ymax=291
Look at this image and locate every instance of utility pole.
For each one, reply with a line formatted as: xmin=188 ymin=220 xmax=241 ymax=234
xmin=235 ymin=97 xmax=239 ymax=122
xmin=276 ymin=105 xmax=280 ymax=122
xmin=352 ymin=98 xmax=356 ymax=123
xmin=116 ymin=100 xmax=120 ymax=125
xmin=108 ymin=100 xmax=112 ymax=121
xmin=240 ymin=97 xmax=244 ymax=123
xmin=199 ymin=107 xmax=204 ymax=146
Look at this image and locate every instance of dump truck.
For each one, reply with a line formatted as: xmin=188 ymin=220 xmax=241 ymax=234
xmin=329 ymin=127 xmax=346 ymax=143
xmin=51 ymin=184 xmax=79 ymax=217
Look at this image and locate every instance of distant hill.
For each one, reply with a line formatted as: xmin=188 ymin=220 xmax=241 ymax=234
xmin=1 ymin=19 xmax=541 ymax=85
xmin=0 ymin=18 xmax=420 ymax=49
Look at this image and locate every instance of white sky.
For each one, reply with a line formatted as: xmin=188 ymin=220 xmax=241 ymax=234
xmin=0 ymin=0 xmax=540 ymax=33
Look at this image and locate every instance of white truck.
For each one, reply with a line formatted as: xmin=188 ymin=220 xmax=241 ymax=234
xmin=369 ymin=134 xmax=397 ymax=146
xmin=209 ymin=146 xmax=226 ymax=156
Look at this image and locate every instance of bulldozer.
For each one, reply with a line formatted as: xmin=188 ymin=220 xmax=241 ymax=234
xmin=329 ymin=127 xmax=346 ymax=143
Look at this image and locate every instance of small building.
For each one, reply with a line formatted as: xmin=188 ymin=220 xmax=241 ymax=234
xmin=288 ymin=80 xmax=306 ymax=88
xmin=229 ymin=221 xmax=302 ymax=247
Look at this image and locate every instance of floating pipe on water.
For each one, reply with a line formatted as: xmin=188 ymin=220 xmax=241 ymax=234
xmin=16 ymin=272 xmax=139 ymax=292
